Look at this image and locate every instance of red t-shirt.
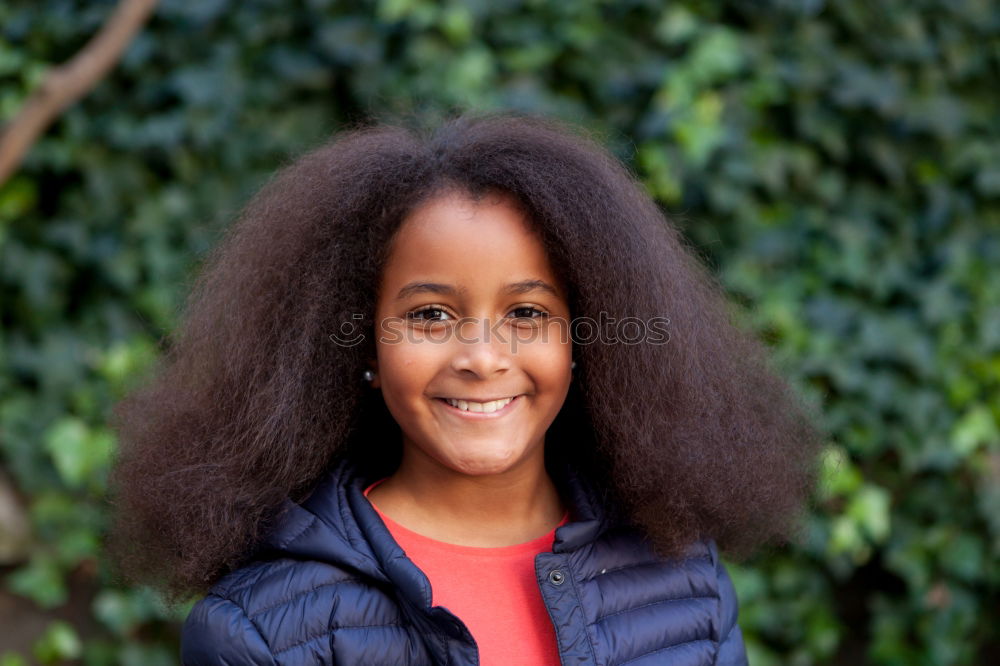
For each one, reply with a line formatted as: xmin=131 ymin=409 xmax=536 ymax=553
xmin=364 ymin=482 xmax=565 ymax=665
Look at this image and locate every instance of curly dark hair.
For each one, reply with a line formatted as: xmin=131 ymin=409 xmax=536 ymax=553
xmin=109 ymin=111 xmax=824 ymax=598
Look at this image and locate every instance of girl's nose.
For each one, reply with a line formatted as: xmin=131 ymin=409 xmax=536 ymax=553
xmin=448 ymin=317 xmax=514 ymax=378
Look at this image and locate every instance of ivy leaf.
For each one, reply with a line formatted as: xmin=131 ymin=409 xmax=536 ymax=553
xmin=43 ymin=418 xmax=113 ymax=490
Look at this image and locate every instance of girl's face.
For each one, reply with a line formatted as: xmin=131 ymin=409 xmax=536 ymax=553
xmin=372 ymin=190 xmax=573 ymax=479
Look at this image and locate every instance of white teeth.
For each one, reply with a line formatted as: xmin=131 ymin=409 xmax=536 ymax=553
xmin=445 ymin=396 xmax=515 ymax=412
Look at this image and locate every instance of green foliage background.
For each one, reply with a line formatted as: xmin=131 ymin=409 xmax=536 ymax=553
xmin=1 ymin=0 xmax=998 ymax=663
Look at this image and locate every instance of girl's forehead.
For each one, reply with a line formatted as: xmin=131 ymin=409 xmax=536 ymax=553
xmin=376 ymin=192 xmax=568 ymax=301
xmin=388 ymin=194 xmax=549 ymax=270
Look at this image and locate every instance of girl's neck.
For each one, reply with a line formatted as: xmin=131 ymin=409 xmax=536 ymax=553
xmin=366 ymin=453 xmax=565 ymax=547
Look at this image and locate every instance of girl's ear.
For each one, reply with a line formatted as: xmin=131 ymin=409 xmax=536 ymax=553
xmin=367 ymin=361 xmax=380 ymax=389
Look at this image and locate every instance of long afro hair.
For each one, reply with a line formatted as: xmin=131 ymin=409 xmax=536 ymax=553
xmin=109 ymin=112 xmax=824 ymax=598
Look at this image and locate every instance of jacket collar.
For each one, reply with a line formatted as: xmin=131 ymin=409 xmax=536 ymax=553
xmin=260 ymin=456 xmax=612 ymax=607
xmin=547 ymin=461 xmax=613 ymax=553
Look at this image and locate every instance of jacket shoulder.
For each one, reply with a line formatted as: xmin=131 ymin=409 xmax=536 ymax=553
xmin=568 ymin=532 xmax=748 ymax=665
xmin=182 ymin=591 xmax=276 ymax=666
xmin=182 ymin=557 xmax=392 ymax=665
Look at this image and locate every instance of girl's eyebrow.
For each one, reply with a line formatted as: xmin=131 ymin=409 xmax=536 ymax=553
xmin=394 ymin=279 xmax=561 ymax=301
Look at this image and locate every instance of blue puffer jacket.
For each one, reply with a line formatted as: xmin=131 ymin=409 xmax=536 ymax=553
xmin=181 ymin=460 xmax=747 ymax=665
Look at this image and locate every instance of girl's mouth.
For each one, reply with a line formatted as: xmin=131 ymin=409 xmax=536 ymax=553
xmin=434 ymin=395 xmax=523 ymax=419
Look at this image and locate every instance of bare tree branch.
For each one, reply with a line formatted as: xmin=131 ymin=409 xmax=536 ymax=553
xmin=0 ymin=0 xmax=159 ymax=187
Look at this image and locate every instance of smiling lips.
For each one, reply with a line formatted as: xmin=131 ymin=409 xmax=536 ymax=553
xmin=436 ymin=395 xmax=522 ymax=416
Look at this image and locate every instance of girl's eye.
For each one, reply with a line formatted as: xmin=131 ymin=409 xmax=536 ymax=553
xmin=406 ymin=307 xmax=452 ymax=322
xmin=405 ymin=306 xmax=548 ymax=323
xmin=510 ymin=306 xmax=548 ymax=321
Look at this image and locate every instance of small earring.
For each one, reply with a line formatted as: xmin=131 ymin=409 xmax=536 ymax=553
xmin=362 ymin=369 xmax=375 ymax=382
xmin=570 ymin=361 xmax=577 ymax=370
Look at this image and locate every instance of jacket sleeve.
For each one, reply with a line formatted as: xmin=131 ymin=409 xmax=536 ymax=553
xmin=710 ymin=541 xmax=749 ymax=666
xmin=181 ymin=593 xmax=278 ymax=666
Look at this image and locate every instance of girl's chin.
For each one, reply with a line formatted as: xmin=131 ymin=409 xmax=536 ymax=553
xmin=434 ymin=448 xmax=526 ymax=477
xmin=402 ymin=434 xmax=545 ymax=478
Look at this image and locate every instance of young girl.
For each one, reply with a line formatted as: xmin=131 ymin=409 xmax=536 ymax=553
xmin=110 ymin=113 xmax=822 ymax=665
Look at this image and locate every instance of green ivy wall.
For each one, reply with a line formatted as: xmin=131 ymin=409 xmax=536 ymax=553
xmin=1 ymin=0 xmax=998 ymax=663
